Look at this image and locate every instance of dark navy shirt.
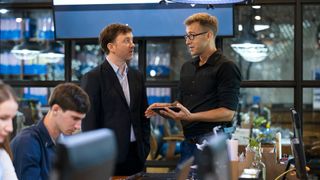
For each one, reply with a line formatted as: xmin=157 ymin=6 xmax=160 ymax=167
xmin=10 ymin=120 xmax=56 ymax=180
xmin=177 ymin=49 xmax=242 ymax=137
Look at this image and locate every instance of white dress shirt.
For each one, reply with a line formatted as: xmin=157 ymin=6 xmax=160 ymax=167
xmin=106 ymin=58 xmax=136 ymax=142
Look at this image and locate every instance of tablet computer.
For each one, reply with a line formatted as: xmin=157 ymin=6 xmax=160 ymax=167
xmin=151 ymin=106 xmax=181 ymax=113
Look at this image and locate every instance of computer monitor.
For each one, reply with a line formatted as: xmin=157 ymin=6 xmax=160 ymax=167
xmin=196 ymin=134 xmax=230 ymax=180
xmin=52 ymin=0 xmax=234 ymax=39
xmin=50 ymin=128 xmax=117 ymax=180
xmin=289 ymin=108 xmax=308 ymax=179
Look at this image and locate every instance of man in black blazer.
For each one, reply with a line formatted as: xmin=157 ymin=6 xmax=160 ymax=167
xmin=81 ymin=23 xmax=150 ymax=176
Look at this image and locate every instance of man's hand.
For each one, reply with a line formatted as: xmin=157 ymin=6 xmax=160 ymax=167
xmin=144 ymin=102 xmax=172 ymax=118
xmin=160 ymin=103 xmax=193 ymax=121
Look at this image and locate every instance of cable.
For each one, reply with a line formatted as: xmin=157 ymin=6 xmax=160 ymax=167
xmin=274 ymin=168 xmax=296 ymax=180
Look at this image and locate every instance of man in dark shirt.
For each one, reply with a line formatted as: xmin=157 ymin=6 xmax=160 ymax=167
xmin=145 ymin=13 xmax=241 ymax=163
xmin=10 ymin=83 xmax=90 ymax=180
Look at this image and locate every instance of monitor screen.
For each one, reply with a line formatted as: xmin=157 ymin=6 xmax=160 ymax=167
xmin=289 ymin=108 xmax=308 ymax=179
xmin=50 ymin=128 xmax=117 ymax=180
xmin=52 ymin=0 xmax=234 ymax=39
xmin=196 ymin=134 xmax=230 ymax=180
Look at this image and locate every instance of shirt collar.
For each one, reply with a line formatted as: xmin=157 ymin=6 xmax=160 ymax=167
xmin=37 ymin=119 xmax=55 ymax=147
xmin=191 ymin=49 xmax=222 ymax=66
xmin=106 ymin=57 xmax=128 ymax=77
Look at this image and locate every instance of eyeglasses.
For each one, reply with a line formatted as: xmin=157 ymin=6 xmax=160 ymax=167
xmin=184 ymin=31 xmax=208 ymax=41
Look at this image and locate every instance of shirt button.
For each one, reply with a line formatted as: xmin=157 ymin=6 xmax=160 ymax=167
xmin=192 ymin=81 xmax=195 ymax=84
xmin=190 ymin=94 xmax=193 ymax=97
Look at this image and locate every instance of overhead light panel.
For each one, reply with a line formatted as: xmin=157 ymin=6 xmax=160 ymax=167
xmin=254 ymin=25 xmax=270 ymax=32
xmin=167 ymin=0 xmax=245 ymax=4
xmin=11 ymin=41 xmax=42 ymax=61
xmin=0 ymin=9 xmax=9 ymax=14
xmin=231 ymin=33 xmax=268 ymax=62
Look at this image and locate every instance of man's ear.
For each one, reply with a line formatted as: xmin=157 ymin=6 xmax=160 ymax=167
xmin=207 ymin=31 xmax=213 ymax=39
xmin=51 ymin=104 xmax=61 ymax=114
xmin=107 ymin=43 xmax=113 ymax=53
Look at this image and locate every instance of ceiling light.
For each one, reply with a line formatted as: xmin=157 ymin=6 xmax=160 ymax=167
xmin=231 ymin=43 xmax=268 ymax=62
xmin=254 ymin=25 xmax=270 ymax=32
xmin=167 ymin=0 xmax=245 ymax=4
xmin=11 ymin=41 xmax=42 ymax=61
xmin=0 ymin=9 xmax=9 ymax=14
xmin=252 ymin=5 xmax=260 ymax=9
xmin=15 ymin=18 xmax=23 ymax=23
xmin=39 ymin=42 xmax=64 ymax=64
xmin=238 ymin=24 xmax=243 ymax=31
xmin=231 ymin=34 xmax=268 ymax=62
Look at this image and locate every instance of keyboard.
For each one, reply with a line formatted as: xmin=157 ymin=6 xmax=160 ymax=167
xmin=139 ymin=172 xmax=177 ymax=180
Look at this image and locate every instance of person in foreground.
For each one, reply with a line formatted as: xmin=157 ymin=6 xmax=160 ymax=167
xmin=11 ymin=83 xmax=90 ymax=180
xmin=81 ymin=23 xmax=150 ymax=176
xmin=0 ymin=83 xmax=18 ymax=180
xmin=145 ymin=13 xmax=242 ymax=163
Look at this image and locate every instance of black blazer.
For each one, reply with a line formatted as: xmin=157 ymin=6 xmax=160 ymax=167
xmin=81 ymin=60 xmax=150 ymax=164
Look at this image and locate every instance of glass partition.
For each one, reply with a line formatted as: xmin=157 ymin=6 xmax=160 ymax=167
xmin=303 ymin=88 xmax=320 ymax=177
xmin=303 ymin=5 xmax=320 ymax=80
xmin=0 ymin=9 xmax=65 ymax=80
xmin=303 ymin=88 xmax=320 ymax=139
xmin=72 ymin=42 xmax=139 ymax=81
xmin=146 ymin=39 xmax=190 ymax=81
xmin=238 ymin=88 xmax=294 ymax=145
xmin=223 ymin=5 xmax=294 ymax=80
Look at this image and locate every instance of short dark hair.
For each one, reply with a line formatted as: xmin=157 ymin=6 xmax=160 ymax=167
xmin=0 ymin=83 xmax=17 ymax=104
xmin=99 ymin=23 xmax=132 ymax=54
xmin=48 ymin=83 xmax=90 ymax=114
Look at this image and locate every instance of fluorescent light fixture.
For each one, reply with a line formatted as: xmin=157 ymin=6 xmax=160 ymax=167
xmin=168 ymin=0 xmax=245 ymax=4
xmin=252 ymin=5 xmax=261 ymax=9
xmin=254 ymin=24 xmax=270 ymax=32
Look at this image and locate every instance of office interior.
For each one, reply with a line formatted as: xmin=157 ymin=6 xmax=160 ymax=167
xmin=1 ymin=0 xmax=320 ymax=179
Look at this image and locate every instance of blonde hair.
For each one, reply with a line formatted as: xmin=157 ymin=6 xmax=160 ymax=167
xmin=184 ymin=13 xmax=218 ymax=37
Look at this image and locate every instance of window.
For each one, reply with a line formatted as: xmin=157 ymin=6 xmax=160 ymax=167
xmin=0 ymin=9 xmax=65 ymax=81
xmin=223 ymin=5 xmax=295 ymax=80
xmin=303 ymin=5 xmax=320 ymax=80
xmin=71 ymin=41 xmax=139 ymax=81
xmin=146 ymin=39 xmax=190 ymax=81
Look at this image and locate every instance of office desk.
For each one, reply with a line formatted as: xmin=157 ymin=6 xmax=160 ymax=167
xmin=232 ymin=152 xmax=300 ymax=180
xmin=112 ymin=172 xmax=177 ymax=180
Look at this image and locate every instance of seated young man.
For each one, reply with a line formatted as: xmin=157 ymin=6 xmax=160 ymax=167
xmin=10 ymin=83 xmax=90 ymax=180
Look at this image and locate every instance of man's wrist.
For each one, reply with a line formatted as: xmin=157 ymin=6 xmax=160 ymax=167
xmin=186 ymin=113 xmax=195 ymax=121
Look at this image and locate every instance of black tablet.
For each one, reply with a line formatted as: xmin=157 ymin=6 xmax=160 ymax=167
xmin=151 ymin=106 xmax=181 ymax=113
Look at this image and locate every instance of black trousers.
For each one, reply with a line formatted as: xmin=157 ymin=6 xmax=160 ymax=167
xmin=114 ymin=141 xmax=145 ymax=176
